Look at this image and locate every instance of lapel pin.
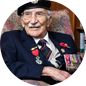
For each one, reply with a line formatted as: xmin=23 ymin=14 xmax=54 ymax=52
xmin=31 ymin=46 xmax=37 ymax=51
xmin=61 ymin=48 xmax=65 ymax=53
xmin=60 ymin=42 xmax=70 ymax=48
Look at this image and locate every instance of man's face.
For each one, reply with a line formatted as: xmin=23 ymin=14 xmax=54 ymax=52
xmin=21 ymin=8 xmax=52 ymax=39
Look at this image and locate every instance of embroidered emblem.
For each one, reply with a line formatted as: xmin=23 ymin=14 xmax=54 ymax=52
xmin=31 ymin=0 xmax=38 ymax=4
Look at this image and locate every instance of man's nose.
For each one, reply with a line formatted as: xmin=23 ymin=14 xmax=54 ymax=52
xmin=30 ymin=14 xmax=38 ymax=24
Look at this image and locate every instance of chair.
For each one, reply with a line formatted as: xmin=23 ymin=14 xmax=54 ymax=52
xmin=2 ymin=9 xmax=73 ymax=37
xmin=2 ymin=9 xmax=74 ymax=85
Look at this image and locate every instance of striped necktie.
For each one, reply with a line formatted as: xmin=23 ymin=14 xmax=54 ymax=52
xmin=38 ymin=39 xmax=52 ymax=59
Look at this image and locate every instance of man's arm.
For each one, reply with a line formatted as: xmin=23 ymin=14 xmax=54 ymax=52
xmin=42 ymin=67 xmax=71 ymax=81
xmin=1 ymin=31 xmax=71 ymax=81
xmin=1 ymin=32 xmax=44 ymax=79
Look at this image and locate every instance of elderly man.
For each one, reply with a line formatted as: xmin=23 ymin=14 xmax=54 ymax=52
xmin=1 ymin=0 xmax=77 ymax=85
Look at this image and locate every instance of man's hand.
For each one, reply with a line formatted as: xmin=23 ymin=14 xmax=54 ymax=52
xmin=42 ymin=67 xmax=71 ymax=81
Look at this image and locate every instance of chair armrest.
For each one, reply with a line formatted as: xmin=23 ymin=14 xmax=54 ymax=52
xmin=22 ymin=80 xmax=50 ymax=86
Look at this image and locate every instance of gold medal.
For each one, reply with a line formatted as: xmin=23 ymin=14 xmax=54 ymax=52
xmin=61 ymin=49 xmax=65 ymax=53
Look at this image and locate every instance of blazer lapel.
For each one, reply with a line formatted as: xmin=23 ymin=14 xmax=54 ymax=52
xmin=20 ymin=30 xmax=55 ymax=66
xmin=20 ymin=29 xmax=45 ymax=63
xmin=20 ymin=29 xmax=37 ymax=53
xmin=49 ymin=32 xmax=69 ymax=55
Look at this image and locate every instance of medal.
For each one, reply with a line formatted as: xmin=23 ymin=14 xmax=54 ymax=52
xmin=31 ymin=46 xmax=42 ymax=65
xmin=36 ymin=59 xmax=42 ymax=65
xmin=77 ymin=55 xmax=81 ymax=63
xmin=35 ymin=56 xmax=42 ymax=64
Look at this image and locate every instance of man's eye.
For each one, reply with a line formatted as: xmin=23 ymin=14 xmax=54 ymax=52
xmin=37 ymin=12 xmax=44 ymax=15
xmin=25 ymin=12 xmax=31 ymax=15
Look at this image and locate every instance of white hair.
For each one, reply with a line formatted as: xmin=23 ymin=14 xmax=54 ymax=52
xmin=47 ymin=10 xmax=51 ymax=19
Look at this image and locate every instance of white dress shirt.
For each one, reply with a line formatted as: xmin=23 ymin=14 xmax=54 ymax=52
xmin=33 ymin=32 xmax=61 ymax=68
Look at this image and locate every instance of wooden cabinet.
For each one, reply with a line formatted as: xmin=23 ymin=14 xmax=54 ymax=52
xmin=50 ymin=1 xmax=84 ymax=52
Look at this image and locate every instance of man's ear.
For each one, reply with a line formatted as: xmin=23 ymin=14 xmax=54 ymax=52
xmin=47 ymin=16 xmax=52 ymax=27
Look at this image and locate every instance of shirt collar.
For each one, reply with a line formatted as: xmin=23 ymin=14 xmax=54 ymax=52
xmin=33 ymin=32 xmax=50 ymax=44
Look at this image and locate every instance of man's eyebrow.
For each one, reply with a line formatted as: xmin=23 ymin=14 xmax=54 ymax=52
xmin=24 ymin=11 xmax=31 ymax=12
xmin=24 ymin=10 xmax=44 ymax=12
xmin=36 ymin=11 xmax=44 ymax=12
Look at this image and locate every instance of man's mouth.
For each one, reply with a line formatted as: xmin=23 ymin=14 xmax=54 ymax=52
xmin=29 ymin=27 xmax=41 ymax=31
xmin=29 ymin=26 xmax=40 ymax=28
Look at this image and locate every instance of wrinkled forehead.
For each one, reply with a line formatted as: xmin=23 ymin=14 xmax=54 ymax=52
xmin=24 ymin=8 xmax=47 ymax=12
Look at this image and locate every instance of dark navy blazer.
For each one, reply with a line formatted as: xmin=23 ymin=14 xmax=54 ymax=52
xmin=1 ymin=29 xmax=77 ymax=85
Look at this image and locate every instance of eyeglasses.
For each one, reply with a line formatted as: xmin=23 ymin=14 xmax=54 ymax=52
xmin=21 ymin=11 xmax=48 ymax=19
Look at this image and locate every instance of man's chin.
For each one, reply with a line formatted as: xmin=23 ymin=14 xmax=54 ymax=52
xmin=31 ymin=35 xmax=41 ymax=39
xmin=30 ymin=34 xmax=44 ymax=39
xmin=26 ymin=30 xmax=46 ymax=39
xmin=28 ymin=33 xmax=40 ymax=38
